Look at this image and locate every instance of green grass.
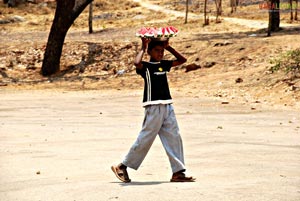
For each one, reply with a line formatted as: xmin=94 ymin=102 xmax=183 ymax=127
xmin=270 ymin=48 xmax=300 ymax=79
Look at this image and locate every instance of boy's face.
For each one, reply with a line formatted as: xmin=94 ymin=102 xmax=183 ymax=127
xmin=148 ymin=45 xmax=164 ymax=62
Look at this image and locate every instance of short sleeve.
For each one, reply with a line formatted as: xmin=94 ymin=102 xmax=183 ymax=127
xmin=136 ymin=61 xmax=147 ymax=76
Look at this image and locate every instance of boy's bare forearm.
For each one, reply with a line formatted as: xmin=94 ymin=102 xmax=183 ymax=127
xmin=166 ymin=46 xmax=187 ymax=66
xmin=134 ymin=38 xmax=150 ymax=69
xmin=134 ymin=49 xmax=145 ymax=69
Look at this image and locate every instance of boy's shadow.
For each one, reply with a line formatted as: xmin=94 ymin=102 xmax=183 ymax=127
xmin=111 ymin=181 xmax=169 ymax=186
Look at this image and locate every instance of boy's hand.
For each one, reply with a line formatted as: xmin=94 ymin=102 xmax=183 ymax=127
xmin=141 ymin=38 xmax=151 ymax=51
xmin=163 ymin=39 xmax=170 ymax=49
xmin=163 ymin=40 xmax=187 ymax=66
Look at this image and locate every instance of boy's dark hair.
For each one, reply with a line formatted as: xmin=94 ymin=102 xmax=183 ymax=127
xmin=147 ymin=40 xmax=165 ymax=52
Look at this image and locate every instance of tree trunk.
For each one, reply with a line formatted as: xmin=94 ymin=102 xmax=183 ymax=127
xmin=41 ymin=0 xmax=93 ymax=76
xmin=290 ymin=0 xmax=293 ymax=20
xmin=267 ymin=0 xmax=280 ymax=36
xmin=41 ymin=4 xmax=73 ymax=76
xmin=267 ymin=6 xmax=272 ymax=36
xmin=89 ymin=2 xmax=93 ymax=33
xmin=215 ymin=0 xmax=222 ymax=22
xmin=204 ymin=0 xmax=209 ymax=25
xmin=271 ymin=0 xmax=280 ymax=31
xmin=295 ymin=0 xmax=298 ymax=20
xmin=185 ymin=0 xmax=189 ymax=24
xmin=230 ymin=0 xmax=237 ymax=13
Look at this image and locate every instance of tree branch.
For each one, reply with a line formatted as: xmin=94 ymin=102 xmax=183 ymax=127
xmin=71 ymin=0 xmax=93 ymax=21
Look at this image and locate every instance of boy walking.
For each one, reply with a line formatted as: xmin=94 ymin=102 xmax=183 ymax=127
xmin=111 ymin=38 xmax=195 ymax=183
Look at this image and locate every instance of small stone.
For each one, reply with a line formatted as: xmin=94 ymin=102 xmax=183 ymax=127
xmin=10 ymin=15 xmax=26 ymax=22
xmin=213 ymin=41 xmax=233 ymax=46
xmin=291 ymin=86 xmax=297 ymax=91
xmin=248 ymin=34 xmax=257 ymax=37
xmin=235 ymin=78 xmax=243 ymax=83
xmin=185 ymin=63 xmax=201 ymax=72
xmin=203 ymin=61 xmax=216 ymax=68
xmin=132 ymin=15 xmax=146 ymax=20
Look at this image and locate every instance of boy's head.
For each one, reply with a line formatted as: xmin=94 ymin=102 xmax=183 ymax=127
xmin=147 ymin=40 xmax=165 ymax=62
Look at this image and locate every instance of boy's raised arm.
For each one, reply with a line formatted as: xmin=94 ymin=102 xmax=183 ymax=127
xmin=165 ymin=42 xmax=187 ymax=67
xmin=134 ymin=38 xmax=150 ymax=69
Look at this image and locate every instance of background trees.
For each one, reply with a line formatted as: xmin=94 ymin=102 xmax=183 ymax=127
xmin=184 ymin=0 xmax=283 ymax=35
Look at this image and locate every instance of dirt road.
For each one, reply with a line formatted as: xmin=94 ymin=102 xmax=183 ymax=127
xmin=133 ymin=0 xmax=298 ymax=29
xmin=0 ymin=89 xmax=299 ymax=201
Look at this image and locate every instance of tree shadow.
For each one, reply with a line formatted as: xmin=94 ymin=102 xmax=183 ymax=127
xmin=56 ymin=40 xmax=136 ymax=80
xmin=57 ymin=42 xmax=103 ymax=77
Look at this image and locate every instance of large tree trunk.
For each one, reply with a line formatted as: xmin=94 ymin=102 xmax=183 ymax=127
xmin=41 ymin=0 xmax=93 ymax=76
xmin=41 ymin=2 xmax=73 ymax=76
xmin=267 ymin=0 xmax=280 ymax=36
xmin=271 ymin=0 xmax=280 ymax=30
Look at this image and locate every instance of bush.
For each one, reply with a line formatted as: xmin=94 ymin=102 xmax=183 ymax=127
xmin=270 ymin=48 xmax=300 ymax=78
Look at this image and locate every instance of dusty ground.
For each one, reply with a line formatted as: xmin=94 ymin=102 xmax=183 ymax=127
xmin=0 ymin=89 xmax=299 ymax=201
xmin=0 ymin=1 xmax=300 ymax=200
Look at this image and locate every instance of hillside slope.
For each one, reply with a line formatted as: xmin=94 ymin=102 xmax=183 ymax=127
xmin=0 ymin=0 xmax=299 ymax=108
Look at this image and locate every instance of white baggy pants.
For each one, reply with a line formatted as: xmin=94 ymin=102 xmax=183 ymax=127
xmin=122 ymin=104 xmax=185 ymax=173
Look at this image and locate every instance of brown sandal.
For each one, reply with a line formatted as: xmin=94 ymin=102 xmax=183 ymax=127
xmin=170 ymin=172 xmax=196 ymax=182
xmin=111 ymin=165 xmax=131 ymax=183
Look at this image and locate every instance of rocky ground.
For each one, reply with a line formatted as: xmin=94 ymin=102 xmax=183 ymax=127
xmin=0 ymin=0 xmax=300 ymax=109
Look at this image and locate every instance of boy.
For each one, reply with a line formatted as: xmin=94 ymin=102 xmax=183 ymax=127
xmin=111 ymin=38 xmax=195 ymax=183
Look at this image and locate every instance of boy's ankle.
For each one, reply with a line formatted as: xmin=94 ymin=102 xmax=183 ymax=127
xmin=118 ymin=163 xmax=127 ymax=169
xmin=173 ymin=169 xmax=186 ymax=175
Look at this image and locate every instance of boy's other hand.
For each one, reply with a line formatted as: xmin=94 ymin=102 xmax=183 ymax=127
xmin=141 ymin=38 xmax=151 ymax=50
xmin=163 ymin=40 xmax=170 ymax=49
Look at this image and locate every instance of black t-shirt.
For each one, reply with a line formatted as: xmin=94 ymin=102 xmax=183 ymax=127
xmin=136 ymin=60 xmax=173 ymax=106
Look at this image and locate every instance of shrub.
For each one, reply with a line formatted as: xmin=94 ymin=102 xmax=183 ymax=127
xmin=270 ymin=48 xmax=300 ymax=78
